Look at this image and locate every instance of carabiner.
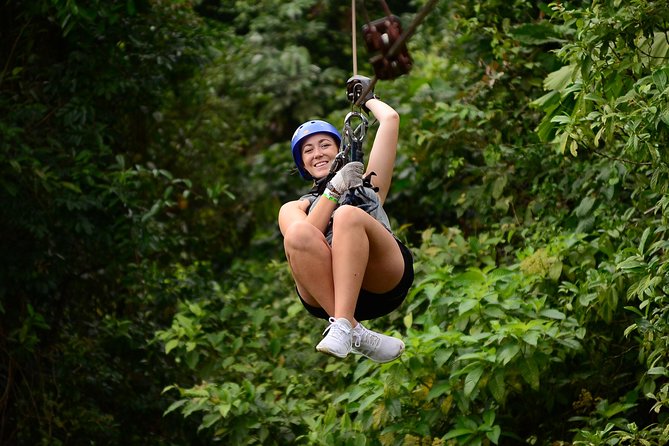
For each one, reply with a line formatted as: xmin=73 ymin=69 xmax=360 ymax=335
xmin=327 ymin=111 xmax=369 ymax=176
xmin=343 ymin=112 xmax=369 ymax=145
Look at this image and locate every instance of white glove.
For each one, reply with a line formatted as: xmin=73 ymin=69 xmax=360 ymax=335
xmin=326 ymin=161 xmax=364 ymax=198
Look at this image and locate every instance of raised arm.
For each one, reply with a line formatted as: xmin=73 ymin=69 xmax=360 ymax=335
xmin=364 ymin=98 xmax=399 ymax=205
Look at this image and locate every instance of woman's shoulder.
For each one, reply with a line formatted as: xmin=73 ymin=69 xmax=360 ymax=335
xmin=298 ymin=191 xmax=318 ymax=202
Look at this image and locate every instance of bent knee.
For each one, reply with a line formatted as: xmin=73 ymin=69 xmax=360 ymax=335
xmin=283 ymin=221 xmax=326 ymax=252
xmin=332 ymin=204 xmax=367 ymax=226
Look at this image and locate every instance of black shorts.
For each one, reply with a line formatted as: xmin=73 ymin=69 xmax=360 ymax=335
xmin=296 ymin=237 xmax=414 ymax=321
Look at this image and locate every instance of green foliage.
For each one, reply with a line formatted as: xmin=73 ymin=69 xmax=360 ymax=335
xmin=160 ymin=227 xmax=583 ymax=444
xmin=535 ymin=1 xmax=669 ymax=162
xmin=5 ymin=0 xmax=669 ymax=444
xmin=157 ymin=260 xmax=360 ymax=445
xmin=159 ymin=0 xmax=669 ymax=444
xmin=1 ymin=0 xmax=221 ymax=443
xmin=387 ymin=1 xmax=564 ymax=234
xmin=528 ymin=2 xmax=669 ymax=443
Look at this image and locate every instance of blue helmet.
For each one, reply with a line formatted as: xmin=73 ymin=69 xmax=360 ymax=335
xmin=291 ymin=120 xmax=341 ymax=180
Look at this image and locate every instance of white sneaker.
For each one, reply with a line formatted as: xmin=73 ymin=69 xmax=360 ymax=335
xmin=316 ymin=317 xmax=353 ymax=358
xmin=352 ymin=323 xmax=405 ymax=363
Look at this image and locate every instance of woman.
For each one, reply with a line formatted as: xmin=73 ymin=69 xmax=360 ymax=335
xmin=278 ymin=81 xmax=413 ymax=363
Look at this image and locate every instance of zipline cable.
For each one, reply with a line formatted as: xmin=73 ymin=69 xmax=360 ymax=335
xmin=352 ymin=0 xmax=358 ymax=75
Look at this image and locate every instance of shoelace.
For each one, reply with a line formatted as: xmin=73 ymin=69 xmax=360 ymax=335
xmin=353 ymin=326 xmax=381 ymax=353
xmin=323 ymin=317 xmax=351 ymax=342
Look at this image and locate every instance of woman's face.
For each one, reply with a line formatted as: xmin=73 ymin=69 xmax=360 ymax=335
xmin=301 ymin=133 xmax=338 ymax=180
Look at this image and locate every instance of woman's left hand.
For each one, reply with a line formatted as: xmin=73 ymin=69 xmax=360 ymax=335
xmin=328 ymin=161 xmax=364 ymax=196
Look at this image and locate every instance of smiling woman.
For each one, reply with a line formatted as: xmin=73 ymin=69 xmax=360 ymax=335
xmin=290 ymin=120 xmax=342 ymax=181
xmin=277 ymin=77 xmax=413 ymax=364
xmin=302 ymin=135 xmax=338 ymax=177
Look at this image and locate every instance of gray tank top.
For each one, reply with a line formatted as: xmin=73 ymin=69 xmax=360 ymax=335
xmin=300 ymin=187 xmax=392 ymax=244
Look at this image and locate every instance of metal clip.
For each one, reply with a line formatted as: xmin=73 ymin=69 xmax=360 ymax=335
xmin=343 ymin=112 xmax=369 ymax=146
xmin=328 ymin=112 xmax=369 ymax=175
xmin=343 ymin=112 xmax=368 ymax=164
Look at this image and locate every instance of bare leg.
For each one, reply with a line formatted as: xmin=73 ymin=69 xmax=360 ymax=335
xmin=285 ymin=207 xmax=405 ymax=326
xmin=285 ymin=209 xmax=407 ymax=361
xmin=283 ymin=220 xmax=335 ymax=316
xmin=330 ymin=205 xmax=405 ymax=324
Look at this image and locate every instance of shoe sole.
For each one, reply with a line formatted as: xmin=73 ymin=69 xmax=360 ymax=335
xmin=316 ymin=346 xmax=349 ymax=359
xmin=351 ymin=344 xmax=405 ymax=363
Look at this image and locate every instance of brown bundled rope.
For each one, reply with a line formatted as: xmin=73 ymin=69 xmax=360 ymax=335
xmin=361 ymin=0 xmax=412 ymax=80
xmin=351 ymin=0 xmax=440 ymax=108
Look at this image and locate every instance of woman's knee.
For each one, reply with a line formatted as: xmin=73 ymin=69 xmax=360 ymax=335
xmin=283 ymin=221 xmax=323 ymax=252
xmin=332 ymin=205 xmax=366 ymax=227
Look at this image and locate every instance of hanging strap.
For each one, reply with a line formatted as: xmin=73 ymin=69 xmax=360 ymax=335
xmin=352 ymin=0 xmax=358 ymax=75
